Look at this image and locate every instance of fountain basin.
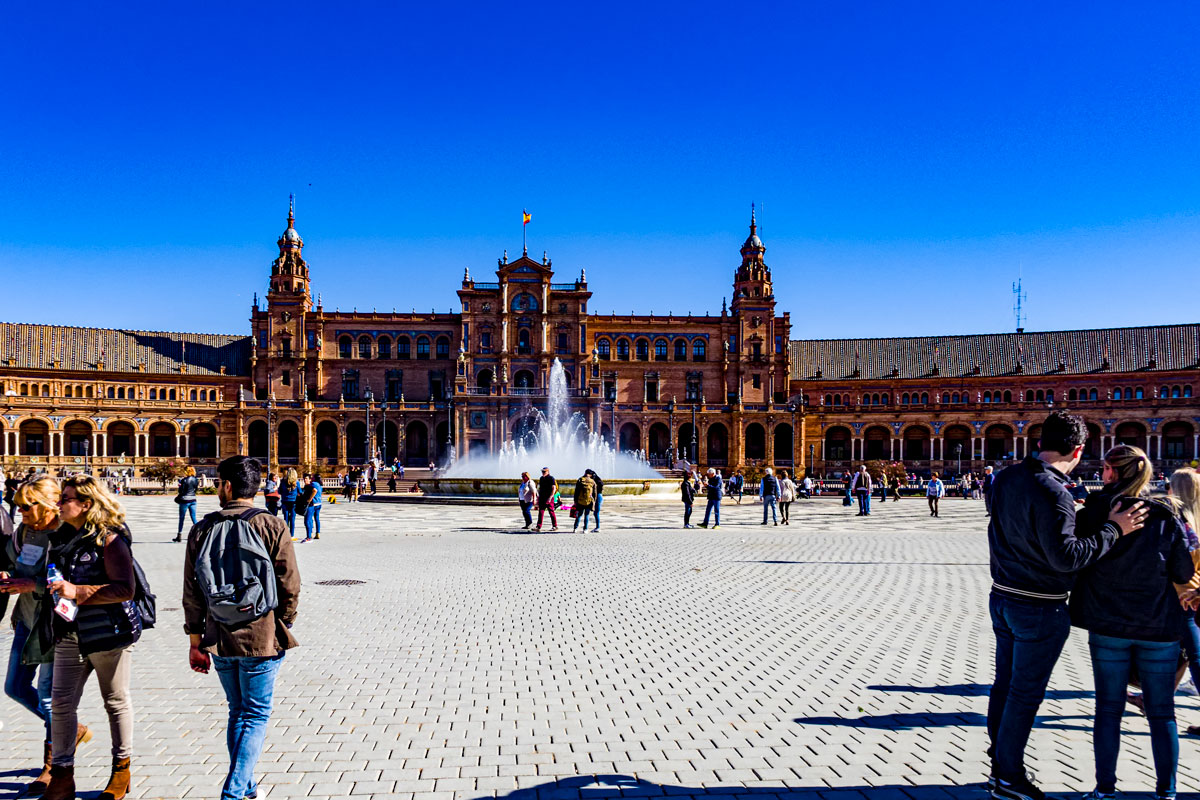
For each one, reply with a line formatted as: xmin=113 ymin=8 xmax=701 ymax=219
xmin=419 ymin=478 xmax=681 ymax=499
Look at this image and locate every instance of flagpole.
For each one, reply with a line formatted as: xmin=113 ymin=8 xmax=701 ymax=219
xmin=523 ymin=209 xmax=527 ymax=255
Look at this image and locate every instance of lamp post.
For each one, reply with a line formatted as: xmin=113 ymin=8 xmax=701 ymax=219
xmin=380 ymin=399 xmax=388 ymax=465
xmin=691 ymin=400 xmax=698 ymax=464
xmin=267 ymin=390 xmax=275 ymax=471
xmin=787 ymin=401 xmax=797 ymax=471
xmin=611 ymin=392 xmax=617 ymax=453
xmin=667 ymin=396 xmax=676 ymax=463
xmin=83 ymin=438 xmax=90 ymax=475
xmin=954 ymin=443 xmax=963 ymax=478
xmin=364 ymin=384 xmax=373 ymax=466
xmin=809 ymin=443 xmax=815 ymax=478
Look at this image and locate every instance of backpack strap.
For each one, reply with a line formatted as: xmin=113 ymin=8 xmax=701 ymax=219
xmin=238 ymin=507 xmax=268 ymax=522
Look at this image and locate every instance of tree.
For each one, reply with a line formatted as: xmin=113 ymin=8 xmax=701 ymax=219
xmin=863 ymin=460 xmax=908 ymax=485
xmin=142 ymin=459 xmax=189 ymax=490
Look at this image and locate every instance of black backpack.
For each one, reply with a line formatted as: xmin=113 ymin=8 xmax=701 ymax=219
xmin=132 ymin=556 xmax=156 ymax=629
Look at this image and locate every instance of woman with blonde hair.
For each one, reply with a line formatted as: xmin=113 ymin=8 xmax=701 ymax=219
xmin=1166 ymin=468 xmax=1200 ymax=737
xmin=1071 ymin=446 xmax=1194 ymax=800
xmin=0 ymin=477 xmax=91 ymax=795
xmin=280 ymin=467 xmax=299 ymax=540
xmin=42 ymin=475 xmax=140 ymax=800
xmin=173 ymin=465 xmax=199 ymax=543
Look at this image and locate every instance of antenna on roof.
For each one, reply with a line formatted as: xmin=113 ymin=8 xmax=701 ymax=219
xmin=1012 ymin=264 xmax=1027 ymax=333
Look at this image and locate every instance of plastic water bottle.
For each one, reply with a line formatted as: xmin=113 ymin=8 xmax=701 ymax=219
xmin=46 ymin=562 xmax=78 ymax=621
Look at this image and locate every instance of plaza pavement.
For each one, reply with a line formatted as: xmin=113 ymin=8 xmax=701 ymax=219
xmin=1 ymin=494 xmax=1196 ymax=800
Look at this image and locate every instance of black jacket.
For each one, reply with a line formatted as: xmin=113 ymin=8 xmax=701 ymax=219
xmin=681 ymin=479 xmax=695 ymax=504
xmin=176 ymin=475 xmax=199 ymax=502
xmin=1070 ymin=492 xmax=1195 ymax=641
xmin=989 ymin=456 xmax=1120 ymax=602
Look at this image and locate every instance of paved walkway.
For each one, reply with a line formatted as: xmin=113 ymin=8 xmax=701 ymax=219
xmin=1 ymin=495 xmax=1196 ymax=800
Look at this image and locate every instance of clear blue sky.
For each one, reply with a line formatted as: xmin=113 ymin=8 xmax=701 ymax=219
xmin=2 ymin=2 xmax=1198 ymax=338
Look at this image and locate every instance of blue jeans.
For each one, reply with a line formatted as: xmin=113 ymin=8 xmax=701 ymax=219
xmin=178 ymin=500 xmax=197 ymax=534
xmin=702 ymin=498 xmax=720 ymax=526
xmin=573 ymin=508 xmax=591 ymax=531
xmin=986 ymin=593 xmax=1071 ymax=782
xmin=1180 ymin=615 xmax=1200 ymax=692
xmin=303 ymin=506 xmax=320 ymax=539
xmin=593 ymin=493 xmax=602 ymax=528
xmin=1089 ymin=633 xmax=1179 ymax=795
xmin=762 ymin=496 xmax=778 ymax=523
xmin=4 ymin=620 xmax=53 ymax=740
xmin=281 ymin=501 xmax=295 ymax=536
xmin=519 ymin=501 xmax=533 ymax=527
xmin=856 ymin=490 xmax=871 ymax=514
xmin=213 ymin=652 xmax=286 ymax=800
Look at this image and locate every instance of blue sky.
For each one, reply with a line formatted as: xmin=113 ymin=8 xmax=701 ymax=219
xmin=2 ymin=1 xmax=1198 ymax=337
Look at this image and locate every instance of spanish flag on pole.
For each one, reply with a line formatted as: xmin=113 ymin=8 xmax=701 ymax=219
xmin=523 ymin=210 xmax=531 ymax=225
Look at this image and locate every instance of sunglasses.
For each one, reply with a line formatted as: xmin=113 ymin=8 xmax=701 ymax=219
xmin=17 ymin=504 xmax=33 ymax=512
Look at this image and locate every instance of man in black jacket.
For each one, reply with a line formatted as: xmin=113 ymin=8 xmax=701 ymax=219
xmin=987 ymin=411 xmax=1147 ymax=800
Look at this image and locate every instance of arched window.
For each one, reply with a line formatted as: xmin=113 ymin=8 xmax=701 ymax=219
xmin=674 ymin=339 xmax=687 ymax=361
xmin=983 ymin=391 xmax=992 ymax=402
xmin=1171 ymin=385 xmax=1181 ymax=398
xmin=1135 ymin=386 xmax=1144 ymax=399
xmin=1185 ymin=386 xmax=1193 ymax=398
xmin=654 ymin=339 xmax=668 ymax=361
xmin=1046 ymin=390 xmax=1053 ymax=403
xmin=397 ymin=336 xmax=411 ymax=359
xmin=949 ymin=393 xmax=958 ymax=404
xmin=516 ymin=330 xmax=531 ymax=355
xmin=1160 ymin=386 xmax=1170 ymax=399
xmin=1025 ymin=390 xmax=1034 ymax=402
xmin=1114 ymin=388 xmax=1123 ymax=400
xmin=833 ymin=394 xmax=843 ymax=406
xmin=1035 ymin=390 xmax=1044 ymax=402
xmin=378 ymin=336 xmax=392 ymax=359
xmin=63 ymin=386 xmax=72 ymax=398
xmin=597 ymin=339 xmax=611 ymax=359
xmin=692 ymin=340 xmax=706 ymax=361
xmin=1004 ymin=391 xmax=1012 ymax=403
xmin=1088 ymin=389 xmax=1097 ymax=401
xmin=881 ymin=394 xmax=889 ymax=405
xmin=106 ymin=386 xmax=114 ymax=399
xmin=635 ymin=339 xmax=649 ymax=361
xmin=512 ymin=293 xmax=539 ymax=311
xmin=358 ymin=336 xmax=372 ymax=359
xmin=416 ymin=336 xmax=431 ymax=359
xmin=169 ymin=388 xmax=176 ymax=400
xmin=616 ymin=339 xmax=630 ymax=360
xmin=339 ymin=336 xmax=352 ymax=359
xmin=920 ymin=392 xmax=929 ymax=404
xmin=435 ymin=337 xmax=451 ymax=360
xmin=149 ymin=388 xmax=157 ymax=400
xmin=1068 ymin=389 xmax=1077 ymax=401
xmin=189 ymin=389 xmax=197 ymax=401
xmin=901 ymin=393 xmax=910 ymax=405
xmin=117 ymin=387 xmax=126 ymax=399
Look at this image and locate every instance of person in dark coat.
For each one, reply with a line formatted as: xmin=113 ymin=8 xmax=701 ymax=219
xmin=1071 ymin=445 xmax=1194 ymax=800
xmin=680 ymin=472 xmax=695 ymax=528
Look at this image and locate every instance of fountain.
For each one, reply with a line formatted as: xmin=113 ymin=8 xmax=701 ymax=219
xmin=421 ymin=359 xmax=677 ymax=499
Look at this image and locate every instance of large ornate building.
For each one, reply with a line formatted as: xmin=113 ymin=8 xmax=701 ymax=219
xmin=2 ymin=203 xmax=1197 ymax=478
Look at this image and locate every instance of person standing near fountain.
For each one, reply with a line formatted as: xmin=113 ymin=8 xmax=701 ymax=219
xmin=534 ymin=467 xmax=559 ymax=531
xmin=681 ymin=471 xmax=696 ymax=528
xmin=572 ymin=473 xmax=596 ymax=533
xmin=517 ymin=472 xmax=535 ymax=529
xmin=585 ymin=470 xmax=604 ymax=532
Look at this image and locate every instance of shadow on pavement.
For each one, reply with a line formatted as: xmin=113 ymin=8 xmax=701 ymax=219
xmin=478 ymin=774 xmax=1007 ymax=800
xmin=868 ymin=684 xmax=1093 ymax=700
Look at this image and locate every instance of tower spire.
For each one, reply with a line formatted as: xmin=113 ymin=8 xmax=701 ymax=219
xmin=289 ymin=192 xmax=295 ymax=224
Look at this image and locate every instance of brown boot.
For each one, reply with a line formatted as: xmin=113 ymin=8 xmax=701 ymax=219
xmin=97 ymin=758 xmax=130 ymax=800
xmin=24 ymin=741 xmax=52 ymax=795
xmin=41 ymin=766 xmax=73 ymax=800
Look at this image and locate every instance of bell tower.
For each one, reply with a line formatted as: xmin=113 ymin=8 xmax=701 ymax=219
xmin=267 ymin=194 xmax=311 ymax=310
xmin=730 ymin=204 xmax=772 ymax=314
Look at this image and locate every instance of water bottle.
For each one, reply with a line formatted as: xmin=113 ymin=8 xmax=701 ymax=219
xmin=46 ymin=562 xmax=78 ymax=621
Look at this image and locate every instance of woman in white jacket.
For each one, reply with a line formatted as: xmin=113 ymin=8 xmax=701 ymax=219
xmin=779 ymin=470 xmax=797 ymax=525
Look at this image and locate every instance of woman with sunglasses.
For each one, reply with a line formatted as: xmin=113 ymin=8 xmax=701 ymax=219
xmin=0 ymin=477 xmax=91 ymax=795
xmin=42 ymin=475 xmax=139 ymax=800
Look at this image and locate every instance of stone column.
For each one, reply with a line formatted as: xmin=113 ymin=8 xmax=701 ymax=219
xmin=175 ymin=434 xmax=182 ymax=457
xmin=216 ymin=434 xmax=223 ymax=458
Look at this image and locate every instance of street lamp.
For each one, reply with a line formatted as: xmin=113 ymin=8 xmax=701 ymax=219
xmin=380 ymin=398 xmax=388 ymax=465
xmin=267 ymin=390 xmax=275 ymax=470
xmin=691 ymin=400 xmax=698 ymax=464
xmin=667 ymin=396 xmax=676 ymax=463
xmin=364 ymin=384 xmax=373 ymax=465
xmin=954 ymin=443 xmax=963 ymax=478
xmin=83 ymin=438 xmax=90 ymax=475
xmin=787 ymin=401 xmax=797 ymax=470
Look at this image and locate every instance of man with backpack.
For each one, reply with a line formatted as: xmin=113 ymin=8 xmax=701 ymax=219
xmin=182 ymin=456 xmax=300 ymax=800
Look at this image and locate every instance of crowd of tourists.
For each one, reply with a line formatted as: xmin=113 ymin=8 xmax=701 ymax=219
xmin=0 ymin=456 xmax=298 ymax=800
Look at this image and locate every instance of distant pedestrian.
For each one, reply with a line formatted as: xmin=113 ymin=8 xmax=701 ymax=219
xmin=850 ymin=466 xmax=872 ymax=516
xmin=585 ymin=469 xmax=604 ymax=532
xmin=927 ymin=472 xmax=946 ymax=517
xmin=983 ymin=466 xmax=996 ymax=515
xmin=571 ymin=473 xmax=596 ymax=533
xmin=5 ymin=471 xmax=20 ymax=517
xmin=281 ymin=469 xmax=299 ymax=539
xmin=534 ymin=468 xmax=558 ymax=531
xmin=698 ymin=468 xmax=722 ymax=529
xmin=731 ymin=471 xmax=744 ymax=504
xmin=293 ymin=474 xmax=311 ymax=540
xmin=801 ymin=474 xmax=813 ymax=498
xmin=174 ymin=466 xmax=199 ymax=542
xmin=368 ymin=463 xmax=377 ymax=495
xmin=517 ymin=472 xmax=535 ymax=529
xmin=779 ymin=470 xmax=796 ymax=525
xmin=397 ymin=463 xmax=405 ymax=480
xmin=306 ymin=475 xmax=322 ymax=540
xmin=183 ymin=456 xmax=300 ymax=800
xmin=387 ymin=472 xmax=397 ymax=493
xmin=892 ymin=474 xmax=903 ymax=501
xmin=681 ymin=471 xmax=695 ymax=528
xmin=760 ymin=467 xmax=780 ymax=525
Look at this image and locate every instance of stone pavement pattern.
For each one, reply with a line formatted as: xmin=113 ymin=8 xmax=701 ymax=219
xmin=1 ymin=495 xmax=1197 ymax=800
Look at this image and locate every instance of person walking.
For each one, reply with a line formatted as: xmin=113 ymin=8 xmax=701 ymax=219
xmin=183 ymin=456 xmax=300 ymax=800
xmin=307 ymin=475 xmax=322 ymax=540
xmin=891 ymin=473 xmax=903 ymax=501
xmin=850 ymin=466 xmax=872 ymax=516
xmin=698 ymin=468 xmax=722 ymax=529
xmin=801 ymin=474 xmax=813 ymax=499
xmin=517 ymin=472 xmax=535 ymax=529
xmin=760 ymin=467 xmax=780 ymax=525
xmin=263 ymin=473 xmax=281 ymax=516
xmin=1165 ymin=468 xmax=1200 ymax=737
xmin=571 ymin=472 xmax=596 ymax=533
xmin=585 ymin=469 xmax=604 ymax=532
xmin=534 ymin=468 xmax=558 ymax=531
xmin=779 ymin=470 xmax=796 ymax=525
xmin=280 ymin=469 xmax=298 ymax=540
xmin=986 ymin=411 xmax=1148 ymax=800
xmin=7 ymin=471 xmax=23 ymax=517
xmin=368 ymin=463 xmax=377 ymax=495
xmin=0 ymin=477 xmax=91 ymax=796
xmin=731 ymin=471 xmax=744 ymax=504
xmin=174 ymin=466 xmax=199 ymax=542
xmin=927 ymin=472 xmax=946 ymax=517
xmin=983 ymin=465 xmax=996 ymax=515
xmin=293 ymin=476 xmax=311 ymax=542
xmin=43 ymin=475 xmax=140 ymax=800
xmin=681 ymin=471 xmax=696 ymax=528
xmin=1070 ymin=446 xmax=1194 ymax=800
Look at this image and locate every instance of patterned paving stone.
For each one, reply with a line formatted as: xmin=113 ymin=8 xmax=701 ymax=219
xmin=1 ymin=494 xmax=1196 ymax=799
